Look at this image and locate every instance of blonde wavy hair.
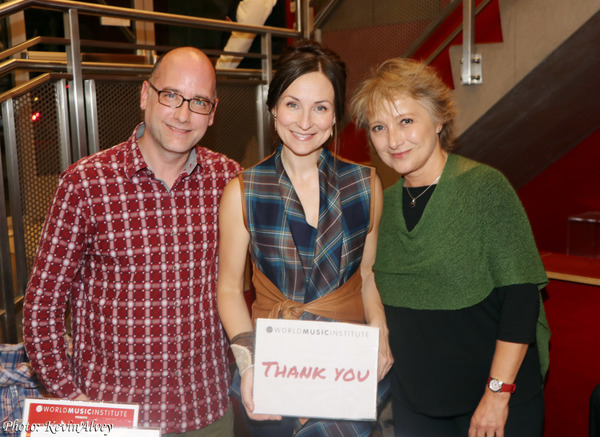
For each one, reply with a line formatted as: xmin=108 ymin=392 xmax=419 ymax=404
xmin=350 ymin=58 xmax=457 ymax=151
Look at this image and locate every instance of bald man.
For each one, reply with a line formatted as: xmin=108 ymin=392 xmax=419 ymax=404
xmin=23 ymin=47 xmax=242 ymax=436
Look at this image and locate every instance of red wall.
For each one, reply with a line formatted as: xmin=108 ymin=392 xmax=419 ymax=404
xmin=519 ymin=128 xmax=600 ymax=437
xmin=542 ymin=279 xmax=600 ymax=437
xmin=518 ymin=128 xmax=600 ymax=254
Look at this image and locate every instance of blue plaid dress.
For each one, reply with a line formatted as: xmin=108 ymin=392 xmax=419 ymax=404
xmin=235 ymin=145 xmax=390 ymax=436
xmin=243 ymin=145 xmax=372 ymax=312
xmin=1 ymin=344 xmax=41 ymax=430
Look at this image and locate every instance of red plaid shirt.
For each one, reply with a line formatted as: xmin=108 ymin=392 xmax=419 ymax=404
xmin=23 ymin=124 xmax=242 ymax=434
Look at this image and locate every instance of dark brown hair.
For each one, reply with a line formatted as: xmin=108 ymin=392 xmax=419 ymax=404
xmin=267 ymin=39 xmax=346 ymax=149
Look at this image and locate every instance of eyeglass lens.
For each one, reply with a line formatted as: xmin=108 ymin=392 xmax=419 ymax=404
xmin=158 ymin=92 xmax=213 ymax=114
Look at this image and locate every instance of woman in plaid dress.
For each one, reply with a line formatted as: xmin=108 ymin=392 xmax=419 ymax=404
xmin=217 ymin=40 xmax=392 ymax=436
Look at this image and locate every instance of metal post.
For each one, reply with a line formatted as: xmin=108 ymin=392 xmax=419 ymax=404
xmin=8 ymin=11 xmax=28 ymax=86
xmin=52 ymin=79 xmax=72 ymax=172
xmin=258 ymin=33 xmax=273 ymax=160
xmin=461 ymin=0 xmax=482 ymax=85
xmin=300 ymin=0 xmax=311 ymax=39
xmin=293 ymin=0 xmax=301 ymax=35
xmin=0 ymin=100 xmax=18 ymax=344
xmin=134 ymin=0 xmax=156 ymax=63
xmin=84 ymin=80 xmax=100 ymax=156
xmin=3 ymin=97 xmax=26 ymax=300
xmin=64 ymin=9 xmax=88 ymax=160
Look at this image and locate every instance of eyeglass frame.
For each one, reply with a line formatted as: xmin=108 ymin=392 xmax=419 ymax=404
xmin=146 ymin=81 xmax=216 ymax=115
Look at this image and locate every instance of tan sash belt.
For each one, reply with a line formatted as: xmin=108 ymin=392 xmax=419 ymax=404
xmin=251 ymin=263 xmax=365 ymax=324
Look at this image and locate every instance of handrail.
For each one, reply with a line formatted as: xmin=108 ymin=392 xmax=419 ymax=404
xmin=0 ymin=0 xmax=300 ymax=40
xmin=0 ymin=72 xmax=58 ymax=102
xmin=403 ymin=0 xmax=494 ymax=65
xmin=0 ymin=58 xmax=152 ymax=76
xmin=313 ymin=0 xmax=342 ymax=29
xmin=403 ymin=0 xmax=461 ymax=59
xmin=1 ymin=36 xmax=164 ymax=61
xmin=0 ymin=0 xmax=295 ymax=97
xmin=0 ymin=36 xmax=68 ymax=60
xmin=0 ymin=0 xmax=300 ymax=163
xmin=0 ymin=36 xmax=268 ymax=66
xmin=0 ymin=59 xmax=153 ymax=107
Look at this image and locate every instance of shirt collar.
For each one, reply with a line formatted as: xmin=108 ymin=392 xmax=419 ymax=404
xmin=124 ymin=123 xmax=200 ymax=180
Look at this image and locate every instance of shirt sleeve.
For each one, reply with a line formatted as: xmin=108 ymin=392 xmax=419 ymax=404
xmin=22 ymin=170 xmax=88 ymax=399
xmin=497 ymin=283 xmax=540 ymax=344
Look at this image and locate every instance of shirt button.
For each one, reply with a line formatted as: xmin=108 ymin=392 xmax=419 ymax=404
xmin=174 ymin=300 xmax=181 ymax=307
xmin=175 ymin=335 xmax=181 ymax=342
xmin=173 ymin=264 xmax=179 ymax=271
xmin=174 ymin=370 xmax=181 ymax=377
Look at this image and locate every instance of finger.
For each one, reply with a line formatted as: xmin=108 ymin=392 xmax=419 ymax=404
xmin=247 ymin=412 xmax=283 ymax=421
xmin=467 ymin=426 xmax=476 ymax=437
xmin=243 ymin=399 xmax=255 ymax=416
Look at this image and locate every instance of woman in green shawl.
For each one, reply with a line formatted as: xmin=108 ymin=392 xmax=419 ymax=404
xmin=350 ymin=58 xmax=550 ymax=437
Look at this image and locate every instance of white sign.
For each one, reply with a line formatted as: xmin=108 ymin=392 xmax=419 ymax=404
xmin=253 ymin=318 xmax=379 ymax=420
xmin=18 ymin=398 xmax=139 ymax=436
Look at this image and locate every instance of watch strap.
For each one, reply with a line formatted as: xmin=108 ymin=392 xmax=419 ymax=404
xmin=488 ymin=377 xmax=516 ymax=393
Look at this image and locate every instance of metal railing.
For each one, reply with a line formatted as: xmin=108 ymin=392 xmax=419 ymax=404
xmin=403 ymin=0 xmax=490 ymax=84
xmin=0 ymin=0 xmax=483 ymax=343
xmin=0 ymin=0 xmax=303 ymax=158
xmin=0 ymin=0 xmax=308 ymax=343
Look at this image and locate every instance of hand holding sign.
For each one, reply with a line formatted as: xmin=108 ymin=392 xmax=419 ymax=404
xmin=240 ymin=367 xmax=283 ymax=421
xmin=376 ymin=325 xmax=394 ymax=381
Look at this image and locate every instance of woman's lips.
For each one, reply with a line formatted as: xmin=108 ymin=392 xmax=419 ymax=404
xmin=391 ymin=150 xmax=410 ymax=159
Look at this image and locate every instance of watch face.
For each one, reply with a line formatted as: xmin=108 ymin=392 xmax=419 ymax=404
xmin=489 ymin=379 xmax=503 ymax=392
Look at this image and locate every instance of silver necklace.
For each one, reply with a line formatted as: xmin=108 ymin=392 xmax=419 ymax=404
xmin=405 ymin=174 xmax=441 ymax=208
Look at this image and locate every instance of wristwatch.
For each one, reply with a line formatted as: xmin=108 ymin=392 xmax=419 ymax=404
xmin=487 ymin=377 xmax=516 ymax=393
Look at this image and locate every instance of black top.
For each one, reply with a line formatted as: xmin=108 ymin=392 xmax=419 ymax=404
xmin=384 ymin=184 xmax=543 ymax=416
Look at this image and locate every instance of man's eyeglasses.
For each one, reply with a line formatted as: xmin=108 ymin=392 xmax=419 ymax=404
xmin=147 ymin=81 xmax=215 ymax=115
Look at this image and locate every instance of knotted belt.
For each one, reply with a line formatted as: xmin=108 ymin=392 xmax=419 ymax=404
xmin=251 ymin=263 xmax=365 ymax=323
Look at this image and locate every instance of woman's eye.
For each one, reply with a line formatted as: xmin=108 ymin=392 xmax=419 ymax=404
xmin=371 ymin=125 xmax=384 ymax=133
xmin=286 ymin=101 xmax=298 ymax=109
xmin=400 ymin=118 xmax=413 ymax=125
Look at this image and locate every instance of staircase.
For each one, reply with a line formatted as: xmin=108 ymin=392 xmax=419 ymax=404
xmin=450 ymin=0 xmax=600 ymax=189
xmin=320 ymin=0 xmax=600 ymax=190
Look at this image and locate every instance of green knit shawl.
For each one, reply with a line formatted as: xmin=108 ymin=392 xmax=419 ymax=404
xmin=374 ymin=153 xmax=551 ymax=377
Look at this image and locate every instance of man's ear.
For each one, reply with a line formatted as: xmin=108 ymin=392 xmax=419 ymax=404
xmin=140 ymin=80 xmax=150 ymax=111
xmin=208 ymin=98 xmax=219 ymax=126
